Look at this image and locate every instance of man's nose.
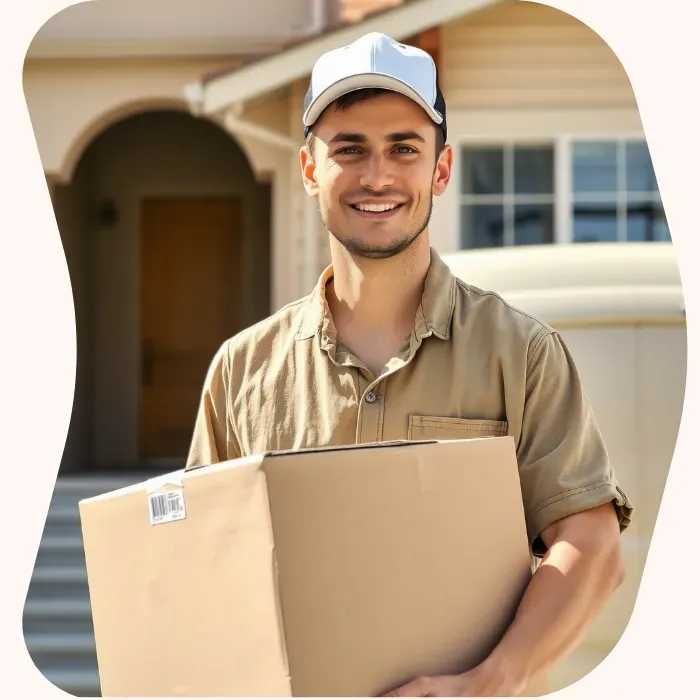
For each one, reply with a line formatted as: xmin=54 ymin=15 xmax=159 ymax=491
xmin=359 ymin=153 xmax=395 ymax=190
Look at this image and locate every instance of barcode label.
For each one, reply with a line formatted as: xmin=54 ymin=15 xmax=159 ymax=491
xmin=148 ymin=490 xmax=186 ymax=525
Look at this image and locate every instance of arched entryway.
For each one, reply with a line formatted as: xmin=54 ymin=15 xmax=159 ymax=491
xmin=52 ymin=109 xmax=271 ymax=473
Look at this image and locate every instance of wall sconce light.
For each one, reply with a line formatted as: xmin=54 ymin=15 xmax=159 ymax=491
xmin=98 ymin=198 xmax=119 ymax=228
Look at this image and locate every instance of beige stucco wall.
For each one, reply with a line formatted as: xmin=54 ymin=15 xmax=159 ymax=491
xmin=50 ymin=155 xmax=95 ymax=472
xmin=546 ymin=323 xmax=685 ymax=691
xmin=53 ymin=110 xmax=269 ymax=470
xmin=23 ymin=58 xmax=244 ymax=181
xmin=236 ymin=89 xmax=299 ymax=309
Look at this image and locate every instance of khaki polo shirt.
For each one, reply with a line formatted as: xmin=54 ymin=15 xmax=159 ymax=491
xmin=187 ymin=248 xmax=632 ymax=555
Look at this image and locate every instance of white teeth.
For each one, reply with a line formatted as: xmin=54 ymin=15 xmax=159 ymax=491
xmin=355 ymin=203 xmax=399 ymax=212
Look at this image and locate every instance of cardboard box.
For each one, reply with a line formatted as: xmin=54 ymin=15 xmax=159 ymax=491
xmin=79 ymin=438 xmax=549 ymax=697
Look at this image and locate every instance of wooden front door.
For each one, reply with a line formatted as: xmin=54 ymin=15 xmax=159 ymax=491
xmin=140 ymin=197 xmax=243 ymax=460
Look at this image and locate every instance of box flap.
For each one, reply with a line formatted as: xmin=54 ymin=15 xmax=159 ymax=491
xmin=181 ymin=441 xmax=439 ymax=474
xmin=266 ymin=439 xmax=437 ymax=458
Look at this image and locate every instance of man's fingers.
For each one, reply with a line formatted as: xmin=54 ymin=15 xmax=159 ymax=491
xmin=382 ymin=676 xmax=432 ymax=697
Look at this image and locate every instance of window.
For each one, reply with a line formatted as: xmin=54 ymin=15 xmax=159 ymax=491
xmin=460 ymin=145 xmax=555 ymax=248
xmin=572 ymin=140 xmax=668 ymax=243
xmin=459 ymin=138 xmax=669 ymax=249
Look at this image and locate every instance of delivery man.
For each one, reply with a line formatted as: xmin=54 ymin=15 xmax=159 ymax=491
xmin=186 ymin=33 xmax=633 ymax=697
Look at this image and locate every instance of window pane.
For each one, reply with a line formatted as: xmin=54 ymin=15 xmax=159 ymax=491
xmin=461 ymin=147 xmax=504 ymax=195
xmin=514 ymin=204 xmax=555 ymax=245
xmin=461 ymin=204 xmax=505 ymax=248
xmin=627 ymin=199 xmax=671 ymax=241
xmin=626 ymin=141 xmax=659 ymax=193
xmin=573 ymin=200 xmax=619 ymax=242
xmin=573 ymin=141 xmax=618 ymax=194
xmin=514 ymin=147 xmax=554 ymax=195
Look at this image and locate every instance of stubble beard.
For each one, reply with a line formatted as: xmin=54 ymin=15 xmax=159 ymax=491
xmin=321 ymin=192 xmax=434 ymax=261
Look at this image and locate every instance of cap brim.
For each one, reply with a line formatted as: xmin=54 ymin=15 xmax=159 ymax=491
xmin=303 ymin=73 xmax=444 ymax=128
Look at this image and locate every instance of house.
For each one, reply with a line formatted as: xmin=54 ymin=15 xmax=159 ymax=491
xmin=25 ymin=0 xmax=669 ymax=476
xmin=23 ymin=0 xmax=679 ymax=696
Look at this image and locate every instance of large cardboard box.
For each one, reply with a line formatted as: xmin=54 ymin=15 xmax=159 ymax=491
xmin=79 ymin=438 xmax=549 ymax=697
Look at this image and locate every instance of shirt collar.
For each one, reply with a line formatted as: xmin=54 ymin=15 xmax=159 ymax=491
xmin=295 ymin=247 xmax=456 ymax=342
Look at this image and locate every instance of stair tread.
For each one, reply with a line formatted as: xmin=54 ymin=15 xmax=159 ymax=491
xmin=24 ymin=599 xmax=92 ymax=617
xmin=40 ymin=534 xmax=85 ymax=548
xmin=36 ymin=666 xmax=100 ymax=684
xmin=26 ymin=632 xmax=96 ymax=652
xmin=31 ymin=566 xmax=87 ymax=582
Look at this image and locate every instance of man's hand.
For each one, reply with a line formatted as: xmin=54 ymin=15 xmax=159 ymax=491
xmin=382 ymin=663 xmax=523 ymax=697
xmin=383 ymin=502 xmax=624 ymax=698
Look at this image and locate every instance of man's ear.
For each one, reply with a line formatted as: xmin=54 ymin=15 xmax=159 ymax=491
xmin=432 ymin=144 xmax=454 ymax=197
xmin=300 ymin=142 xmax=319 ymax=198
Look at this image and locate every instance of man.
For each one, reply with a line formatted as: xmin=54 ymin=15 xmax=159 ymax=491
xmin=187 ymin=33 xmax=632 ymax=697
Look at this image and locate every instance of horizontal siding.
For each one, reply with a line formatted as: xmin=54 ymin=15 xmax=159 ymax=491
xmin=442 ymin=0 xmax=635 ymax=108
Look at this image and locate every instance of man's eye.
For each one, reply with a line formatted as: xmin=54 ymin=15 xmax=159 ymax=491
xmin=394 ymin=145 xmax=418 ymax=154
xmin=337 ymin=146 xmax=363 ymax=155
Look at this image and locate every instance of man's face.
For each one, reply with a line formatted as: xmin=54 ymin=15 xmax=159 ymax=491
xmin=300 ymin=92 xmax=453 ymax=260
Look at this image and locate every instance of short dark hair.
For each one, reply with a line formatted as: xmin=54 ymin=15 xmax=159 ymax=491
xmin=305 ymin=88 xmax=446 ymax=161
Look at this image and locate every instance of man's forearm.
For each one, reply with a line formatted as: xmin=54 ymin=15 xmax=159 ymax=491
xmin=472 ymin=532 xmax=625 ymax=694
xmin=384 ymin=505 xmax=625 ymax=698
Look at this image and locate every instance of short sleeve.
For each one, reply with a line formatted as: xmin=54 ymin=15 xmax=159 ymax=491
xmin=517 ymin=329 xmax=633 ymax=556
xmin=186 ymin=341 xmax=241 ymax=469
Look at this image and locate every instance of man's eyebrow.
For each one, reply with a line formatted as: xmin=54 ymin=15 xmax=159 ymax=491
xmin=328 ymin=132 xmax=367 ymax=145
xmin=386 ymin=131 xmax=425 ymax=143
xmin=327 ymin=131 xmax=426 ymax=145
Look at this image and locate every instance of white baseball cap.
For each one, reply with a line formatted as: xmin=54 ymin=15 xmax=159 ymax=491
xmin=302 ymin=32 xmax=447 ymax=140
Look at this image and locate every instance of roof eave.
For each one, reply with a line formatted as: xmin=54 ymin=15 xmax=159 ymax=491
xmin=186 ymin=0 xmax=499 ymax=116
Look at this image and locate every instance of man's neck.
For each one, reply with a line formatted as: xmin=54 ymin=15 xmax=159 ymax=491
xmin=325 ymin=234 xmax=431 ymax=374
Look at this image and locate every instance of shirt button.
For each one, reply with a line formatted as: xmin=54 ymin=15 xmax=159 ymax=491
xmin=365 ymin=390 xmax=377 ymax=404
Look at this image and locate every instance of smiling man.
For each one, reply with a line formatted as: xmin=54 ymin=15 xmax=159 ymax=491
xmin=187 ymin=33 xmax=633 ymax=697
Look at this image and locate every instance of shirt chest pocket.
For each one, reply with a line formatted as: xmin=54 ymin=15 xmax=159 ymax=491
xmin=408 ymin=415 xmax=509 ymax=441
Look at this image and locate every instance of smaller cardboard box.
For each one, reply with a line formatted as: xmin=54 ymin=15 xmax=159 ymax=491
xmin=79 ymin=438 xmax=548 ymax=697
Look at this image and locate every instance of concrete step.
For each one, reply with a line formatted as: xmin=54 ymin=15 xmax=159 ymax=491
xmin=26 ymin=565 xmax=89 ymax=602
xmin=24 ymin=598 xmax=92 ymax=618
xmin=35 ymin=534 xmax=87 ymax=568
xmin=41 ymin=506 xmax=84 ymax=541
xmin=23 ymin=598 xmax=95 ymax=636
xmin=30 ymin=566 xmax=87 ymax=584
xmin=39 ymin=534 xmax=84 ymax=550
xmin=45 ymin=505 xmax=81 ymax=523
xmin=25 ymin=633 xmax=96 ymax=655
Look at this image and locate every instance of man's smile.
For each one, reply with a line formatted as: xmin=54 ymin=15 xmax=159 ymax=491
xmin=347 ymin=201 xmax=407 ymax=219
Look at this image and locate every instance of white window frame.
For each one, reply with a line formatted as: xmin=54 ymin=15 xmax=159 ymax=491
xmin=454 ymin=130 xmax=651 ymax=249
xmin=564 ymin=133 xmax=663 ymax=244
xmin=456 ymin=137 xmax=557 ymax=248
